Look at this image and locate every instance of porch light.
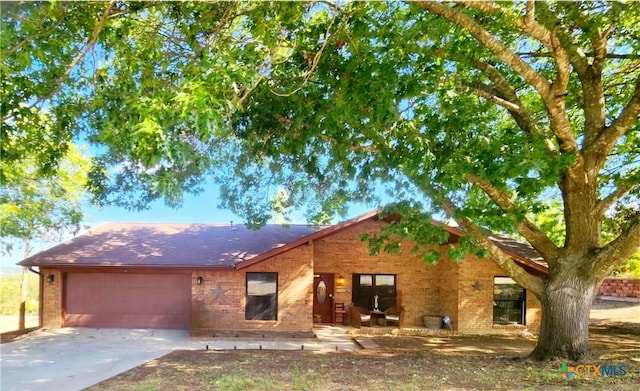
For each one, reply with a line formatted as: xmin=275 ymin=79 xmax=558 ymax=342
xmin=197 ymin=276 xmax=203 ymax=285
xmin=47 ymin=274 xmax=55 ymax=283
xmin=337 ymin=275 xmax=345 ymax=287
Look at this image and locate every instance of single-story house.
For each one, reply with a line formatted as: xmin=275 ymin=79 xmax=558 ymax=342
xmin=18 ymin=210 xmax=547 ymax=334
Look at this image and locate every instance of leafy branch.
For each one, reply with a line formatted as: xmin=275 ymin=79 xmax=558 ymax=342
xmin=2 ymin=0 xmax=117 ymax=123
xmin=440 ymin=195 xmax=544 ymax=297
xmin=465 ymin=173 xmax=559 ymax=265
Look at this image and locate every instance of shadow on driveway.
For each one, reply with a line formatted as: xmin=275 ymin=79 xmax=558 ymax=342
xmin=0 ymin=328 xmax=199 ymax=391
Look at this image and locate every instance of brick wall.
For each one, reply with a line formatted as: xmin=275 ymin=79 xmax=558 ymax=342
xmin=40 ymin=268 xmax=62 ymax=329
xmin=314 ymin=220 xmax=450 ymax=328
xmin=313 ymin=220 xmax=541 ymax=334
xmin=191 ymin=244 xmax=314 ymax=333
xmin=598 ymin=278 xmax=640 ymax=298
xmin=456 ymin=256 xmax=541 ymax=334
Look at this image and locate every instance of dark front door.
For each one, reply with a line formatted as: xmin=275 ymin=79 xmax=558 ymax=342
xmin=313 ymin=274 xmax=334 ymax=323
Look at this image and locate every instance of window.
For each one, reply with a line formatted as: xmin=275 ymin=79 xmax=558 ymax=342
xmin=246 ymin=272 xmax=278 ymax=320
xmin=352 ymin=274 xmax=397 ymax=311
xmin=493 ymin=276 xmax=525 ymax=325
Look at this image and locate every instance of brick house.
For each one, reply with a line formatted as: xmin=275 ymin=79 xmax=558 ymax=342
xmin=19 ymin=210 xmax=546 ymax=334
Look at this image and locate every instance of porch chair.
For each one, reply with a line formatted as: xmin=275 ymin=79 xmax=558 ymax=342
xmin=384 ymin=306 xmax=405 ymax=328
xmin=350 ymin=306 xmax=371 ymax=328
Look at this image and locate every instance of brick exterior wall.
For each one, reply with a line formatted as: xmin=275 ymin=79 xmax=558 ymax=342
xmin=456 ymin=256 xmax=541 ymax=334
xmin=39 ymin=218 xmax=541 ymax=334
xmin=314 ymin=220 xmax=461 ymax=328
xmin=314 ymin=220 xmax=541 ymax=334
xmin=598 ymin=278 xmax=640 ymax=298
xmin=191 ymin=244 xmax=314 ymax=333
xmin=40 ymin=268 xmax=63 ymax=329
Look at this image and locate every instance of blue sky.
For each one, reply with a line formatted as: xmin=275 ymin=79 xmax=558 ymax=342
xmin=84 ymin=182 xmax=242 ymax=225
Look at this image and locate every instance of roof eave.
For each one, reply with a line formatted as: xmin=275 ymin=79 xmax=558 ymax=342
xmin=437 ymin=223 xmax=549 ymax=274
xmin=234 ymin=209 xmax=382 ymax=270
xmin=19 ymin=263 xmax=235 ymax=270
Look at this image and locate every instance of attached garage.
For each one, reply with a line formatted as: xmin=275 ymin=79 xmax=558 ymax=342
xmin=63 ymin=272 xmax=191 ymax=329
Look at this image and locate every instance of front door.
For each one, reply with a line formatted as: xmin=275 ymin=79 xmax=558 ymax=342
xmin=313 ymin=274 xmax=334 ymax=323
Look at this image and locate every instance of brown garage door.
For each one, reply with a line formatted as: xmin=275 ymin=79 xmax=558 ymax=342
xmin=64 ymin=273 xmax=191 ymax=329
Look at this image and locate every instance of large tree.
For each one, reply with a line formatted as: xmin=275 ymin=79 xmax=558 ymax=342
xmin=2 ymin=1 xmax=639 ymax=360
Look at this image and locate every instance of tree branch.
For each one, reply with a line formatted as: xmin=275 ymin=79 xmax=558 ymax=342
xmin=517 ymin=51 xmax=639 ymax=60
xmin=3 ymin=0 xmax=117 ymax=123
xmin=591 ymin=217 xmax=640 ymax=278
xmin=416 ymin=1 xmax=550 ymax=97
xmin=597 ymin=182 xmax=638 ymax=217
xmin=2 ymin=25 xmax=57 ymax=58
xmin=238 ymin=73 xmax=267 ymax=107
xmin=586 ymin=76 xmax=640 ymax=170
xmin=469 ymin=60 xmax=558 ymax=154
xmin=270 ymin=13 xmax=338 ymax=98
xmin=460 ymin=0 xmax=572 ymax=98
xmin=49 ymin=0 xmax=117 ymax=97
xmin=465 ymin=83 xmax=520 ymax=111
xmin=466 ymin=173 xmax=560 ymax=264
xmin=441 ymin=196 xmax=545 ymax=297
xmin=515 ymin=3 xmax=588 ymax=79
xmin=416 ymin=1 xmax=578 ymax=154
xmin=579 ymin=20 xmax=616 ymax=148
xmin=105 ymin=1 xmax=165 ymax=19
xmin=2 ymin=0 xmax=116 ymax=121
xmin=524 ymin=1 xmax=535 ymax=25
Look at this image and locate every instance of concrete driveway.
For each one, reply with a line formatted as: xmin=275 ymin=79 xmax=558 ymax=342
xmin=1 ymin=326 xmax=359 ymax=391
xmin=0 ymin=328 xmax=201 ymax=391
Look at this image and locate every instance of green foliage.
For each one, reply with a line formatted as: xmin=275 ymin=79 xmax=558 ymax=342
xmin=614 ymin=259 xmax=640 ymax=278
xmin=0 ymin=138 xmax=89 ymax=255
xmin=530 ymin=200 xmax=566 ymax=248
xmin=2 ymin=2 xmax=639 ymax=276
xmin=533 ymin=199 xmax=640 ymax=276
xmin=0 ymin=273 xmax=39 ymax=315
xmin=1 ymin=1 xmax=105 ymax=179
xmin=604 ymin=200 xmax=640 ymax=277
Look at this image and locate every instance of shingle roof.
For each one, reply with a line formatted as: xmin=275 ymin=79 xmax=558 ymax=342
xmin=18 ymin=209 xmax=547 ymax=274
xmin=18 ymin=223 xmax=322 ymax=268
xmin=439 ymin=224 xmax=548 ymax=273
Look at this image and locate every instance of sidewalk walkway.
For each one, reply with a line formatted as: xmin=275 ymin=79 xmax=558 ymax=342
xmin=198 ymin=325 xmax=360 ymax=351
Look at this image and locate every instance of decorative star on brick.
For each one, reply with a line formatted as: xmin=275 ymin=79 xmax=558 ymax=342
xmin=472 ymin=281 xmax=482 ymax=291
xmin=212 ymin=285 xmax=226 ymax=299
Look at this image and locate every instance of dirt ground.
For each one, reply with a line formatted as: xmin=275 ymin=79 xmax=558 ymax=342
xmin=89 ymin=302 xmax=640 ymax=391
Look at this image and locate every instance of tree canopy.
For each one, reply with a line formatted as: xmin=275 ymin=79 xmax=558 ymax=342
xmin=2 ymin=1 xmax=639 ymax=360
xmin=0 ymin=136 xmax=88 ymax=256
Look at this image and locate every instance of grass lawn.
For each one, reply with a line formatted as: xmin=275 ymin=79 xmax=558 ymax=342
xmin=88 ymin=322 xmax=639 ymax=391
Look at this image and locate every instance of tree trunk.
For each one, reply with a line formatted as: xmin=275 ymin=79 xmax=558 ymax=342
xmin=529 ymin=271 xmax=599 ymax=361
xmin=19 ymin=239 xmax=32 ymax=331
xmin=19 ymin=266 xmax=28 ymax=330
